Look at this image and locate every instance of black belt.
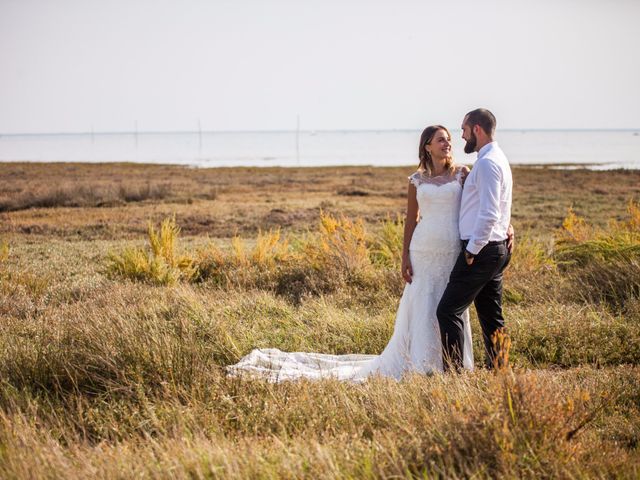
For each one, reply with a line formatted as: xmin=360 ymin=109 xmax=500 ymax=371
xmin=461 ymin=239 xmax=507 ymax=247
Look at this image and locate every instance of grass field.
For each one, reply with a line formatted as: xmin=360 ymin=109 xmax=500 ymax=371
xmin=0 ymin=162 xmax=639 ymax=478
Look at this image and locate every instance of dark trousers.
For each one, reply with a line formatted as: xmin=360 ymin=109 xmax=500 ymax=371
xmin=436 ymin=240 xmax=511 ymax=370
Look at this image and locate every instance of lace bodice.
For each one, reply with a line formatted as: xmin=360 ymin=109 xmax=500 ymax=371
xmin=407 ymin=169 xmax=465 ymax=253
xmin=408 ymin=168 xmax=466 ymax=189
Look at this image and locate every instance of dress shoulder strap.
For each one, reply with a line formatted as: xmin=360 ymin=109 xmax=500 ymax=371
xmin=408 ymin=171 xmax=425 ymax=188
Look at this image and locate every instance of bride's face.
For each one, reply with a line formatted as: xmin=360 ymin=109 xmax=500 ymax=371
xmin=427 ymin=129 xmax=452 ymax=160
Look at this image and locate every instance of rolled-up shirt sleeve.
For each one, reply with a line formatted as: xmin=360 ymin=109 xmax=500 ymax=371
xmin=467 ymin=160 xmax=502 ymax=255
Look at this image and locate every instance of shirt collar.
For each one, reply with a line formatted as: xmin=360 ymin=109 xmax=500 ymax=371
xmin=477 ymin=141 xmax=498 ymax=159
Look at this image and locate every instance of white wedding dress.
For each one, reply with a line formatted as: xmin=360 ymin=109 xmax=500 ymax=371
xmin=227 ymin=170 xmax=473 ymax=381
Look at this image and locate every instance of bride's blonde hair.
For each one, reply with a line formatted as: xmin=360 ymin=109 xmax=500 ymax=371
xmin=418 ymin=125 xmax=455 ymax=176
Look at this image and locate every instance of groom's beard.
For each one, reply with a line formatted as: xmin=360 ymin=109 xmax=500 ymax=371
xmin=464 ymin=132 xmax=477 ymax=154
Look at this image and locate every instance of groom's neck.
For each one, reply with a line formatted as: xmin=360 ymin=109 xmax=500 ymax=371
xmin=474 ymin=134 xmax=493 ymax=152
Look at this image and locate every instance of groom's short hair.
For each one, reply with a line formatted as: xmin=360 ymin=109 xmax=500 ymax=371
xmin=465 ymin=108 xmax=496 ymax=136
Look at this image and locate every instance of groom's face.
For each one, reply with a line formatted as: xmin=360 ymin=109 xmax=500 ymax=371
xmin=461 ymin=118 xmax=477 ymax=154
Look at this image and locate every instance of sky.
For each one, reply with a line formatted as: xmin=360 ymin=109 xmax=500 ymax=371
xmin=1 ymin=0 xmax=639 ymax=134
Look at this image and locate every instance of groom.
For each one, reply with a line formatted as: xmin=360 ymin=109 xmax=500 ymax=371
xmin=436 ymin=108 xmax=513 ymax=370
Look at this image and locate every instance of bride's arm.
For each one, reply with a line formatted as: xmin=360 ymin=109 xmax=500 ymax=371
xmin=401 ymin=182 xmax=419 ymax=283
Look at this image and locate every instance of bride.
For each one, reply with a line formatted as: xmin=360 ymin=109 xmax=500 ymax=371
xmin=227 ymin=125 xmax=474 ymax=381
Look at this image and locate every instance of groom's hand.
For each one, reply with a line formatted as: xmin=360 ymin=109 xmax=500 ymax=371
xmin=464 ymin=250 xmax=475 ymax=265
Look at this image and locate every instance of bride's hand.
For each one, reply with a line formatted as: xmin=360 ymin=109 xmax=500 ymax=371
xmin=507 ymin=224 xmax=515 ymax=253
xmin=401 ymin=255 xmax=413 ymax=284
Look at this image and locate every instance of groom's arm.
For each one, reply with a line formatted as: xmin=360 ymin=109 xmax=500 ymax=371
xmin=466 ymin=159 xmax=502 ymax=256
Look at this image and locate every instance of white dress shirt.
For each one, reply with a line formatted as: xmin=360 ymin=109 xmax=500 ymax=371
xmin=459 ymin=141 xmax=512 ymax=255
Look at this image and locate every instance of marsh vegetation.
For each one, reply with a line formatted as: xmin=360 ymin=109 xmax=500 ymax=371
xmin=0 ymin=162 xmax=639 ymax=478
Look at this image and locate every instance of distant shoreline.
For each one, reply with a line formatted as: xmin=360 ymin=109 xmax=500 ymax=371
xmin=1 ymin=130 xmax=638 ymax=169
xmin=2 ymin=128 xmax=640 ymax=137
xmin=0 ymin=161 xmax=634 ymax=171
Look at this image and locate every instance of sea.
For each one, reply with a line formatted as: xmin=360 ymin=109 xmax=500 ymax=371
xmin=0 ymin=129 xmax=639 ymax=169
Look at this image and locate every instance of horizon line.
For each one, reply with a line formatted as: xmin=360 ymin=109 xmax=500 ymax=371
xmin=1 ymin=127 xmax=639 ymax=137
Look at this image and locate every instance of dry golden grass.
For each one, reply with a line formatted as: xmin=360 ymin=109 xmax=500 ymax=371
xmin=1 ymin=162 xmax=640 ymax=478
xmin=0 ymin=367 xmax=637 ymax=479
